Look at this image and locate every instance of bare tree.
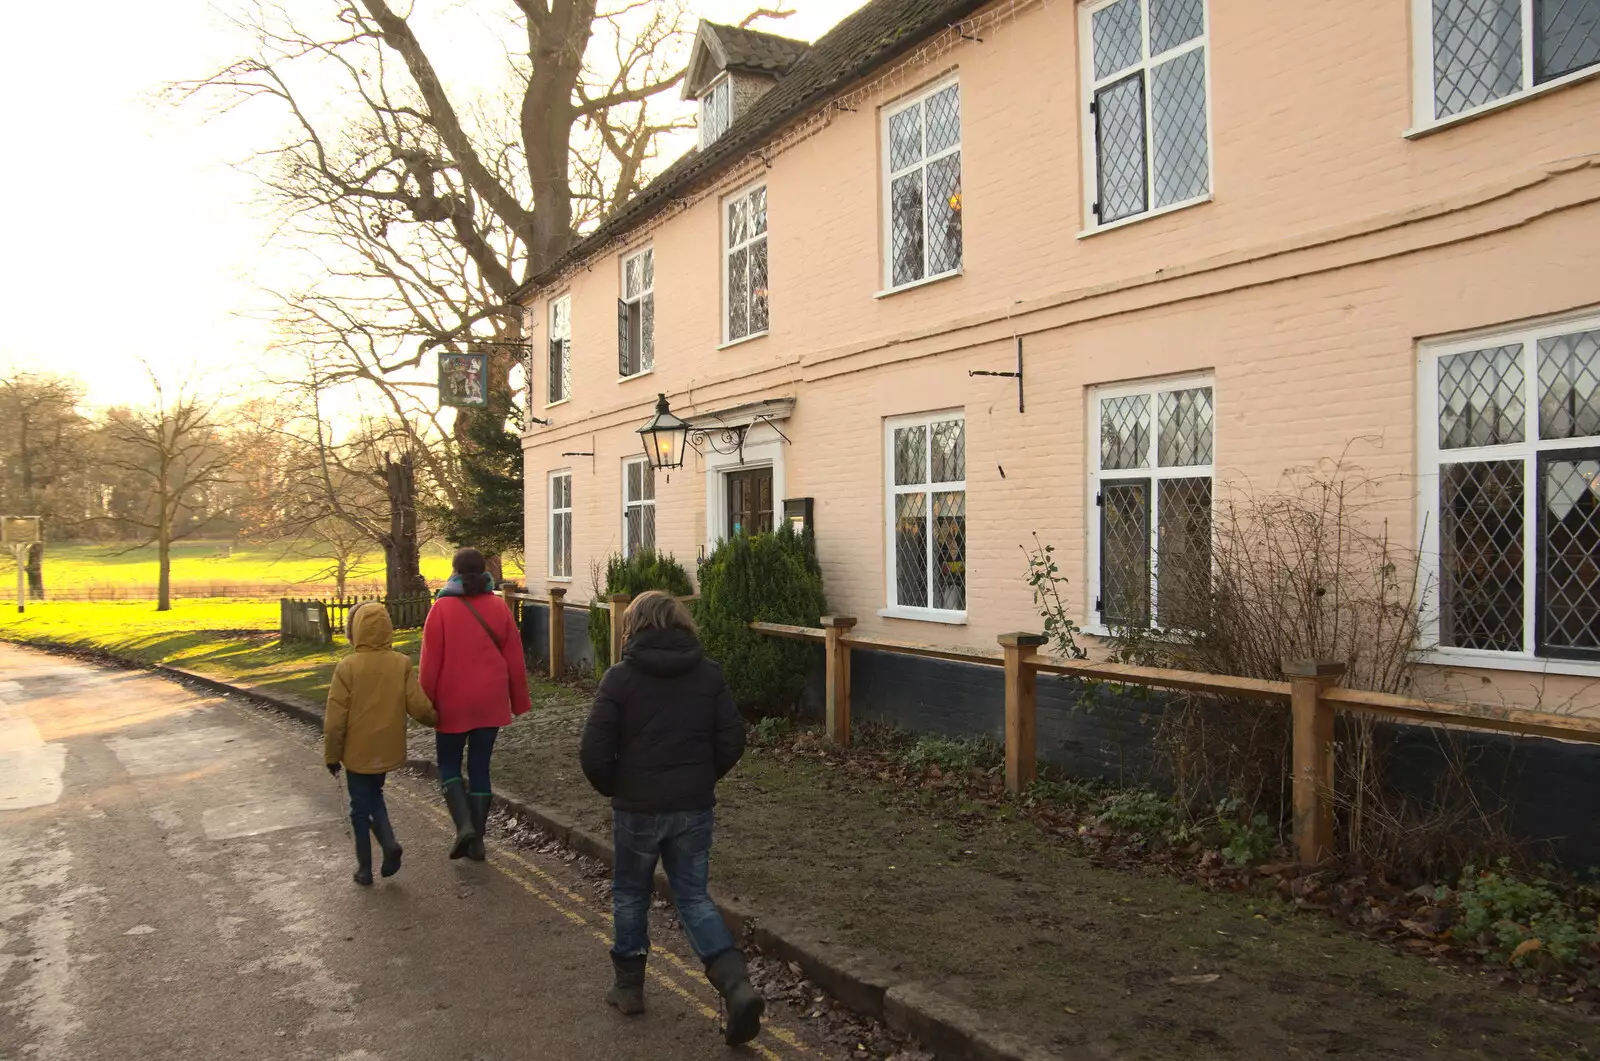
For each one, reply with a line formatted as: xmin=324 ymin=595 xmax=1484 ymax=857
xmin=181 ymin=0 xmax=784 ymax=565
xmin=100 ymin=375 xmax=236 ymax=611
xmin=0 ymin=372 xmax=90 ymax=597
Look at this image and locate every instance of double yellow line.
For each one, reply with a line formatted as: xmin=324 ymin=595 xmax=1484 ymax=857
xmin=390 ymin=788 xmax=811 ymax=1060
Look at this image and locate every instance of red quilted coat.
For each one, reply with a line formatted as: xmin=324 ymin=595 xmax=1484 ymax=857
xmin=419 ymin=594 xmax=532 ymax=733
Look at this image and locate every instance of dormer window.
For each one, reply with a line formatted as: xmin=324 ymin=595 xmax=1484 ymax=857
xmin=682 ymin=20 xmax=811 ymax=151
xmin=699 ymin=76 xmax=732 ymax=149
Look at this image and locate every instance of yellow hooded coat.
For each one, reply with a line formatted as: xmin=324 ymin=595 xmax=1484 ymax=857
xmin=324 ymin=603 xmax=437 ymax=773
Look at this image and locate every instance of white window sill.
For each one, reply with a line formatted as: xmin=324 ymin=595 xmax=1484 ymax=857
xmin=1078 ymin=194 xmax=1212 ymax=239
xmin=545 ymin=398 xmax=571 ymax=410
xmin=874 ymin=267 xmax=962 ymax=300
xmin=1416 ymin=646 xmax=1600 ymax=679
xmin=617 ymin=369 xmax=654 ymax=384
xmin=717 ymin=331 xmax=769 ymax=351
xmin=548 ymin=575 xmax=574 ymax=584
xmin=1405 ymin=65 xmax=1600 ymax=139
xmin=878 ymin=606 xmax=968 ymax=626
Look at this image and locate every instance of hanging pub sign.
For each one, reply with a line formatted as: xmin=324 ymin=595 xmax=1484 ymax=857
xmin=438 ymin=352 xmax=488 ymax=408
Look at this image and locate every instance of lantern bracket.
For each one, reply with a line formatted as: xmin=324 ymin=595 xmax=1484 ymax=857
xmin=688 ymin=414 xmax=791 ymax=465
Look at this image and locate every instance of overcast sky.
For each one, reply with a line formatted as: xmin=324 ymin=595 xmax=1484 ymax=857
xmin=0 ymin=0 xmax=859 ymax=411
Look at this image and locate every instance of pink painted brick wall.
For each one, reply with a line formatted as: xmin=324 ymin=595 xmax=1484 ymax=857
xmin=522 ymin=0 xmax=1600 ymax=709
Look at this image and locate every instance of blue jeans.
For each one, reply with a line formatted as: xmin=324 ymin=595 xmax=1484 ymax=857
xmin=346 ymin=770 xmax=389 ymax=836
xmin=436 ymin=727 xmax=498 ymax=793
xmin=611 ymin=809 xmax=735 ymax=964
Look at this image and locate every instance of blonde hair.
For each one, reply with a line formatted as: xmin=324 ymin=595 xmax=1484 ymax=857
xmin=624 ymin=590 xmax=698 ymax=642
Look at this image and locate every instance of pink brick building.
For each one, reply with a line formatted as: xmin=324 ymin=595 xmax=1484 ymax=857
xmin=517 ymin=0 xmax=1600 ymax=710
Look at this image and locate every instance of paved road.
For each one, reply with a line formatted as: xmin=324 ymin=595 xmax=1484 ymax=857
xmin=0 ymin=643 xmax=816 ymax=1061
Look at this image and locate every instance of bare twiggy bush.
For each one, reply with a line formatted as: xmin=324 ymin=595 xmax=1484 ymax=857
xmin=1037 ymin=455 xmax=1525 ymax=876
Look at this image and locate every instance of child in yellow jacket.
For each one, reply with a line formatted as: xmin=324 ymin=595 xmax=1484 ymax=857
xmin=324 ymin=603 xmax=438 ymax=885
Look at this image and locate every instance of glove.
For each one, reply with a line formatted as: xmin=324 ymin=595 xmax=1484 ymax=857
xmin=326 ymin=762 xmax=341 ymax=777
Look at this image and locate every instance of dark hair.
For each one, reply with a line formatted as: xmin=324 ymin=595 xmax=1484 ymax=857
xmin=452 ymin=547 xmax=490 ymax=596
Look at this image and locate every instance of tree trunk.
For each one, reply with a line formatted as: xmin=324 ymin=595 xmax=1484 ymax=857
xmin=383 ymin=454 xmax=428 ymax=600
xmin=158 ymin=467 xmax=172 ymax=612
xmin=25 ymin=542 xmax=43 ymax=600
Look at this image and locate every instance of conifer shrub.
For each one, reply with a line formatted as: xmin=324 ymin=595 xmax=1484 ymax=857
xmin=587 ymin=549 xmax=694 ymax=674
xmin=694 ymin=526 xmax=825 ymax=713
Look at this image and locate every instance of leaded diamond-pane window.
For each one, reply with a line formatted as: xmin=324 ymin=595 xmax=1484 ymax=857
xmin=619 ymin=248 xmax=653 ymax=377
xmin=888 ymin=413 xmax=966 ymax=616
xmin=1439 ymin=461 xmax=1525 ymax=651
xmin=1539 ymin=450 xmax=1600 ymax=656
xmin=548 ymin=295 xmax=571 ymax=404
xmin=623 ymin=457 xmax=656 ymax=559
xmin=549 ymin=472 xmax=573 ymax=579
xmin=1101 ymin=394 xmax=1150 ymax=470
xmin=1427 ymin=314 xmax=1600 ymax=663
xmin=1092 ymin=378 xmax=1214 ymax=630
xmin=1438 ymin=345 xmax=1526 ymax=448
xmin=1538 ymin=328 xmax=1600 ymax=440
xmin=698 ymin=77 xmax=731 ymax=148
xmin=726 ymin=186 xmax=769 ymax=343
xmin=1426 ymin=0 xmax=1600 ymax=122
xmin=1157 ymin=387 xmax=1214 ymax=466
xmin=883 ymin=81 xmax=961 ymax=290
xmin=1085 ymin=0 xmax=1210 ymax=227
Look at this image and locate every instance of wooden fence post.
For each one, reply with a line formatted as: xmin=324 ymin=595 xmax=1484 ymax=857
xmin=548 ymin=587 xmax=567 ymax=679
xmin=820 ymin=616 xmax=857 ymax=747
xmin=999 ymin=633 xmax=1047 ymax=794
xmin=608 ymin=593 xmax=631 ymax=667
xmin=1284 ymin=659 xmax=1346 ymax=866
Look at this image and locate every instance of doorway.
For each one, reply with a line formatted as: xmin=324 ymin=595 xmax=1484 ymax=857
xmin=724 ymin=466 xmax=774 ymax=537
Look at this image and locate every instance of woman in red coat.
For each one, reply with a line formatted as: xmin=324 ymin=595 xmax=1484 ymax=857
xmin=419 ymin=547 xmax=532 ymax=860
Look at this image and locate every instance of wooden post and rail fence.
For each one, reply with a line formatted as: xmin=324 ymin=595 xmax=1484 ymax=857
xmin=749 ymin=618 xmax=1600 ymax=867
xmin=499 ymin=589 xmax=1600 ymax=866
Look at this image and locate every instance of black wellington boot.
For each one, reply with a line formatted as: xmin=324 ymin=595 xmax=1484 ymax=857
xmin=704 ymin=949 xmax=764 ymax=1046
xmin=467 ymin=793 xmax=492 ymax=861
xmin=441 ymin=780 xmax=478 ymax=860
xmin=606 ymin=953 xmax=647 ymax=1015
xmin=370 ymin=806 xmax=403 ymax=878
xmin=352 ymin=820 xmax=374 ymax=886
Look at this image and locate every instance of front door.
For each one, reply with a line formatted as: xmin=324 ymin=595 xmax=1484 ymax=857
xmin=725 ymin=466 xmax=774 ymax=537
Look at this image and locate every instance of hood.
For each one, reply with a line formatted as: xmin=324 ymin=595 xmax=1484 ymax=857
xmin=349 ymin=603 xmax=395 ymax=651
xmin=436 ymin=571 xmax=497 ymax=599
xmin=622 ymin=627 xmax=705 ymax=677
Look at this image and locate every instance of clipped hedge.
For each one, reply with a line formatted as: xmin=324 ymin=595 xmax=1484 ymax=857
xmin=588 ymin=549 xmax=694 ymax=675
xmin=695 ymin=526 xmax=825 ymax=714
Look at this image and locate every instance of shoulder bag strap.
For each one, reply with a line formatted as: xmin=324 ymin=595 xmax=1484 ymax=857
xmin=457 ymin=597 xmax=506 ymax=651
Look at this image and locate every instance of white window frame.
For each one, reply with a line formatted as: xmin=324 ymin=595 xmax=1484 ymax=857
xmin=1085 ymin=373 xmax=1215 ymax=634
xmin=698 ymin=74 xmax=732 ymax=149
xmin=1410 ymin=0 xmax=1600 ymax=133
xmin=618 ymin=247 xmax=653 ymax=380
xmin=879 ymin=76 xmax=963 ymax=295
xmin=722 ymin=183 xmax=769 ymax=346
xmin=1417 ymin=306 xmax=1600 ymax=676
xmin=547 ymin=294 xmax=572 ymax=407
xmin=621 ymin=456 xmax=656 ymax=558
xmin=882 ymin=410 xmax=968 ymax=625
xmin=548 ymin=470 xmax=573 ymax=581
xmin=1078 ymin=0 xmax=1214 ymax=235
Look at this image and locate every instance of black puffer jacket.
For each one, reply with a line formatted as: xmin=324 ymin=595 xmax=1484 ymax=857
xmin=579 ymin=628 xmax=745 ymax=812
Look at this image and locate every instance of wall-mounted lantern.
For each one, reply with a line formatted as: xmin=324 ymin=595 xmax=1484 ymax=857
xmin=637 ymin=393 xmax=692 ymax=471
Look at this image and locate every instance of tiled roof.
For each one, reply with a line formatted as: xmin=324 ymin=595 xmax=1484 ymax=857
xmin=702 ymin=21 xmax=812 ymax=76
xmin=518 ymin=0 xmax=989 ymax=299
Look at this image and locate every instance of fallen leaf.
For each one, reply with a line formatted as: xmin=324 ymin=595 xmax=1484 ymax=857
xmin=1510 ymin=939 xmax=1543 ymax=961
xmin=1167 ymin=973 xmax=1221 ymax=986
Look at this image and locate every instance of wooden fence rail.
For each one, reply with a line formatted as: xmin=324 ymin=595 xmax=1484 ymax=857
xmin=504 ymin=588 xmax=702 ymax=678
xmin=749 ymin=619 xmax=1600 ymax=866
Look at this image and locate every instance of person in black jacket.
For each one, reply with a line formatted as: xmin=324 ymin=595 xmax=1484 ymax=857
xmin=578 ymin=590 xmax=763 ymax=1045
